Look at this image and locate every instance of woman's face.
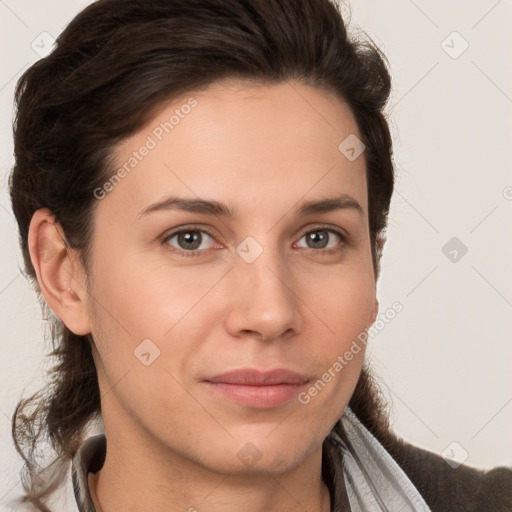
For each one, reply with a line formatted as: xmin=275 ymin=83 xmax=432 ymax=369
xmin=82 ymin=79 xmax=378 ymax=475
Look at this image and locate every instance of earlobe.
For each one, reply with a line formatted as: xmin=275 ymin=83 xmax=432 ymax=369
xmin=28 ymin=208 xmax=92 ymax=336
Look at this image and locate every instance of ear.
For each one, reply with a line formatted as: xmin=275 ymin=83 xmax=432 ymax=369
xmin=28 ymin=208 xmax=92 ymax=336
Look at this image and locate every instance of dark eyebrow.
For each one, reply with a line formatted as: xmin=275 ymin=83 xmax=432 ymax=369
xmin=295 ymin=194 xmax=364 ymax=217
xmin=137 ymin=194 xmax=363 ymax=219
xmin=137 ymin=197 xmax=236 ymax=219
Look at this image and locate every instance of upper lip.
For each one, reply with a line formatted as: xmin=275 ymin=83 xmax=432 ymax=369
xmin=205 ymin=368 xmax=309 ymax=386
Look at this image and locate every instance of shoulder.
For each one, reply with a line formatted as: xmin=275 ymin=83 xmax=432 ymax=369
xmin=389 ymin=434 xmax=512 ymax=512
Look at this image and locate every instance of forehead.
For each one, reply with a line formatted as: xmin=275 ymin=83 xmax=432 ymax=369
xmin=101 ymin=79 xmax=368 ymax=221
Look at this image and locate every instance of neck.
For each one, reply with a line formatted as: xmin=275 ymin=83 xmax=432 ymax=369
xmin=89 ymin=414 xmax=331 ymax=512
xmin=89 ymin=441 xmax=331 ymax=512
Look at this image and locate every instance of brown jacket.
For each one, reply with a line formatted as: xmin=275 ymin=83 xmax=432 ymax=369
xmin=323 ymin=427 xmax=512 ymax=511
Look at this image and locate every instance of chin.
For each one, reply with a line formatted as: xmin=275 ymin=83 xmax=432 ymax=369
xmin=191 ymin=432 xmax=317 ymax=477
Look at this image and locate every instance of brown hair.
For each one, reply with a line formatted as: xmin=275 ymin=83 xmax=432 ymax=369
xmin=9 ymin=0 xmax=394 ymax=509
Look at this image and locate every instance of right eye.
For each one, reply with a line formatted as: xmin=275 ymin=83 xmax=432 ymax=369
xmin=163 ymin=228 xmax=219 ymax=257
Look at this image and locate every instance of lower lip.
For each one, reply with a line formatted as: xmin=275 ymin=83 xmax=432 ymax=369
xmin=204 ymin=382 xmax=307 ymax=408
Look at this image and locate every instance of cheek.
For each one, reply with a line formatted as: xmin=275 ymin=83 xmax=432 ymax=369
xmin=309 ymin=262 xmax=376 ymax=337
xmin=89 ymin=252 xmax=218 ymax=338
xmin=85 ymin=256 xmax=228 ymax=397
xmin=85 ymin=258 xmax=218 ymax=435
xmin=298 ymin=264 xmax=375 ymax=397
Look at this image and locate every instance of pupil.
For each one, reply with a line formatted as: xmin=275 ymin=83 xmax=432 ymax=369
xmin=179 ymin=231 xmax=201 ymax=250
xmin=309 ymin=231 xmax=327 ymax=248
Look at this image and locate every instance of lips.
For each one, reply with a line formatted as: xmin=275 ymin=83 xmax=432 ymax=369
xmin=203 ymin=369 xmax=309 ymax=408
xmin=206 ymin=368 xmax=309 ymax=386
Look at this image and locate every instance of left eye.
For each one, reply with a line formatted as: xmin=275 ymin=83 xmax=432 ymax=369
xmin=295 ymin=229 xmax=343 ymax=250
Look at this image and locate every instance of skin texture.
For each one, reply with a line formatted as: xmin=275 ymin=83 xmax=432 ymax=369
xmin=28 ymin=79 xmax=379 ymax=512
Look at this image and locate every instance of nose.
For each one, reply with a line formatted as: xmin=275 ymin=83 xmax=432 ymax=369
xmin=223 ymin=245 xmax=302 ymax=342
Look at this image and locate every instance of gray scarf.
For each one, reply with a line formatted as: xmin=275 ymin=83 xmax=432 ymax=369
xmin=330 ymin=407 xmax=432 ymax=511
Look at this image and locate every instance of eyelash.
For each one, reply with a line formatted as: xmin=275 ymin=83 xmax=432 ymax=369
xmin=161 ymin=225 xmax=348 ymax=258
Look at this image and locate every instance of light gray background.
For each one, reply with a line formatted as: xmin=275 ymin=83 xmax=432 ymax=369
xmin=1 ymin=0 xmax=511 ymax=505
